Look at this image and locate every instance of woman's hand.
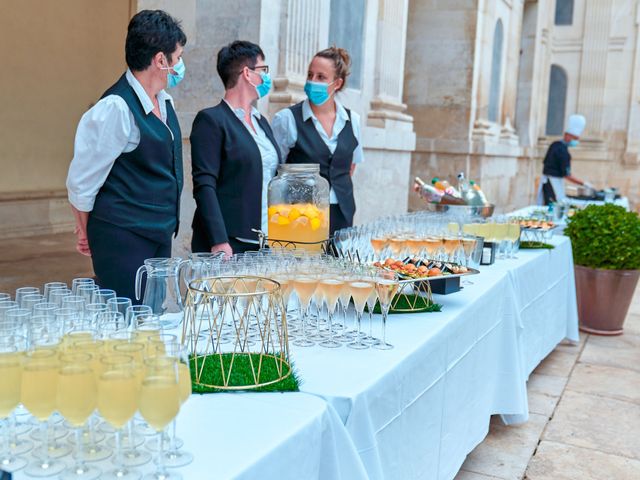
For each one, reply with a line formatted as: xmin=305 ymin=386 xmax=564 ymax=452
xmin=73 ymin=225 xmax=91 ymax=256
xmin=71 ymin=207 xmax=92 ymax=256
xmin=211 ymin=242 xmax=233 ymax=258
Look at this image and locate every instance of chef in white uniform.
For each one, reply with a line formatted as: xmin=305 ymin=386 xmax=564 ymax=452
xmin=537 ymin=114 xmax=591 ymax=205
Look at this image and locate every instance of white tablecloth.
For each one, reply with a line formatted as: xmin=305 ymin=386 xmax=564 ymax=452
xmin=292 ymin=236 xmax=579 ymax=480
xmin=13 ymin=393 xmax=368 ymax=480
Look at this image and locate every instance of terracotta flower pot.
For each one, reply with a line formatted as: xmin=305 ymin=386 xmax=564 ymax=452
xmin=574 ymin=265 xmax=640 ymax=335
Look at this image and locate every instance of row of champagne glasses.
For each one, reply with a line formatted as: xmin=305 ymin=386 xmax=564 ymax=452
xmin=454 ymin=217 xmax=522 ymax=259
xmin=0 ymin=281 xmax=192 ymax=480
xmin=333 ymin=211 xmax=481 ymax=266
xmin=197 ymin=250 xmax=401 ymax=350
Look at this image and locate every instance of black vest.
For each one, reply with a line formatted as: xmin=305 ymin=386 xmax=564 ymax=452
xmin=286 ymin=102 xmax=358 ymax=222
xmin=91 ymin=74 xmax=183 ymax=243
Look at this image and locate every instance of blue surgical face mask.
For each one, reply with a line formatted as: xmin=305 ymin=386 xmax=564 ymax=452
xmin=567 ymin=139 xmax=579 ymax=148
xmin=304 ymin=80 xmax=336 ymax=106
xmin=250 ymin=71 xmax=272 ymax=98
xmin=162 ymin=57 xmax=185 ymax=88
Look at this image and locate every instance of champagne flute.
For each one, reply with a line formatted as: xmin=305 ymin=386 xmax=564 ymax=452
xmin=49 ymin=288 xmax=73 ymax=308
xmin=0 ymin=345 xmax=26 ymax=473
xmin=57 ymin=352 xmax=101 ymax=480
xmin=0 ymin=301 xmax=19 ymax=322
xmin=43 ymin=282 xmax=67 ymax=302
xmin=291 ymin=276 xmax=317 ymax=347
xmin=507 ymin=221 xmax=521 ymax=259
xmin=362 ymin=274 xmax=379 ymax=346
xmin=125 ymin=306 xmax=153 ymax=329
xmin=139 ymin=356 xmax=182 ymax=480
xmin=15 ymin=287 xmax=40 ymax=306
xmin=107 ymin=297 xmax=133 ymax=317
xmin=157 ymin=342 xmax=193 ymax=467
xmin=91 ymin=289 xmax=116 ymax=305
xmin=110 ymin=343 xmax=150 ymax=467
xmin=22 ymin=348 xmax=68 ymax=477
xmin=98 ymin=354 xmax=141 ymax=480
xmin=317 ymin=278 xmax=343 ymax=348
xmin=32 ymin=302 xmax=58 ymax=319
xmin=374 ymin=270 xmax=400 ymax=350
xmin=347 ymin=278 xmax=375 ymax=350
xmin=0 ymin=334 xmax=32 ymax=446
xmin=20 ymin=293 xmax=45 ymax=311
xmin=76 ymin=285 xmax=99 ymax=306
xmin=71 ymin=278 xmax=95 ymax=296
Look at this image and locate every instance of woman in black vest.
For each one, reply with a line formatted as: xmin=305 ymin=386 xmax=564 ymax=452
xmin=66 ymin=10 xmax=186 ymax=302
xmin=272 ymin=47 xmax=364 ymax=234
xmin=190 ymin=41 xmax=281 ymax=257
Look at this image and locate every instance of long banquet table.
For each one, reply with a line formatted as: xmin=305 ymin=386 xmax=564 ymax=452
xmin=12 ymin=238 xmax=579 ymax=480
xmin=294 ymin=235 xmax=578 ymax=479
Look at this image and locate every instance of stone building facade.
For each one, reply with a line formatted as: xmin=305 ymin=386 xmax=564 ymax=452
xmin=1 ymin=0 xmax=638 ymax=248
xmin=407 ymin=0 xmax=640 ymax=213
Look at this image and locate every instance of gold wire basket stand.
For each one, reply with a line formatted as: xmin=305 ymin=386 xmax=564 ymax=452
xmin=182 ymin=276 xmax=292 ymax=390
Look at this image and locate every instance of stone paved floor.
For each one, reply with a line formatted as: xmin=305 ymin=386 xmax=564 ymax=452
xmin=0 ymin=232 xmax=93 ymax=294
xmin=456 ymin=287 xmax=640 ymax=480
xmin=2 ymin=233 xmax=639 ymax=480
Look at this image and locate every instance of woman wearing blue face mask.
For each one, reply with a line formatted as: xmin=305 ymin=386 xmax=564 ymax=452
xmin=66 ymin=10 xmax=186 ymax=302
xmin=272 ymin=47 xmax=364 ymax=234
xmin=537 ymin=114 xmax=592 ymax=205
xmin=190 ymin=41 xmax=280 ymax=257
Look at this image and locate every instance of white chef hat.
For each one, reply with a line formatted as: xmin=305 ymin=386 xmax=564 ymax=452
xmin=566 ymin=114 xmax=586 ymax=137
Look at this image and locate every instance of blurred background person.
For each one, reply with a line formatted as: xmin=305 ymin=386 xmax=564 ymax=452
xmin=537 ymin=114 xmax=592 ymax=205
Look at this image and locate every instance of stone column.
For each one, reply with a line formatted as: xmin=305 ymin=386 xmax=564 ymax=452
xmin=576 ymin=0 xmax=614 ymax=137
xmin=500 ymin=0 xmax=524 ymax=144
xmin=367 ymin=0 xmax=413 ymax=128
xmin=267 ymin=0 xmax=330 ymax=117
xmin=624 ymin=2 xmax=640 ymax=165
xmin=352 ymin=0 xmax=415 ymax=223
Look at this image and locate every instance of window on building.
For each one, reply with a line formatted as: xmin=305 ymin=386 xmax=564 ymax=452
xmin=328 ymin=0 xmax=365 ymax=89
xmin=555 ymin=0 xmax=574 ymax=26
xmin=488 ymin=20 xmax=504 ymax=123
xmin=545 ymin=65 xmax=568 ymax=135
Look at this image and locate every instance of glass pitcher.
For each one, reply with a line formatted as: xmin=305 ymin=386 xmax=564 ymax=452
xmin=135 ymin=258 xmax=185 ymax=315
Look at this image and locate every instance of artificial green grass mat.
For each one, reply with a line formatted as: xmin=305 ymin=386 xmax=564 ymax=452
xmin=189 ymin=353 xmax=300 ymax=393
xmin=520 ymin=241 xmax=555 ymax=249
xmin=366 ymin=294 xmax=443 ymax=314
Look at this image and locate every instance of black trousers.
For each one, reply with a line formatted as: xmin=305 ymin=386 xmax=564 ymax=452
xmin=330 ymin=204 xmax=352 ymax=236
xmin=191 ymin=227 xmax=260 ymax=255
xmin=542 ymin=180 xmax=557 ymax=206
xmin=87 ymin=216 xmax=171 ymax=303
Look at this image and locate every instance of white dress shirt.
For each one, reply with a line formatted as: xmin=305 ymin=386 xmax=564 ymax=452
xmin=271 ymin=98 xmax=364 ymax=204
xmin=223 ymin=100 xmax=279 ymax=239
xmin=66 ymin=70 xmax=174 ymax=212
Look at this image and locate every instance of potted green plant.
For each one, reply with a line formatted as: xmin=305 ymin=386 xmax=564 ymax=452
xmin=564 ymin=204 xmax=640 ymax=335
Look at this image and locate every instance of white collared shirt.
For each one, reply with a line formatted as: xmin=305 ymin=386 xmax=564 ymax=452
xmin=66 ymin=69 xmax=174 ymax=212
xmin=223 ymin=100 xmax=279 ymax=238
xmin=271 ymin=98 xmax=364 ymax=204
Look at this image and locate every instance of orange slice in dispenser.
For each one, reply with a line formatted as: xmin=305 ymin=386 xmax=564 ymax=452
xmin=288 ymin=207 xmax=301 ymax=221
xmin=277 ymin=215 xmax=291 ymax=225
xmin=310 ymin=217 xmax=321 ymax=230
xmin=268 ymin=206 xmax=278 ymax=217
